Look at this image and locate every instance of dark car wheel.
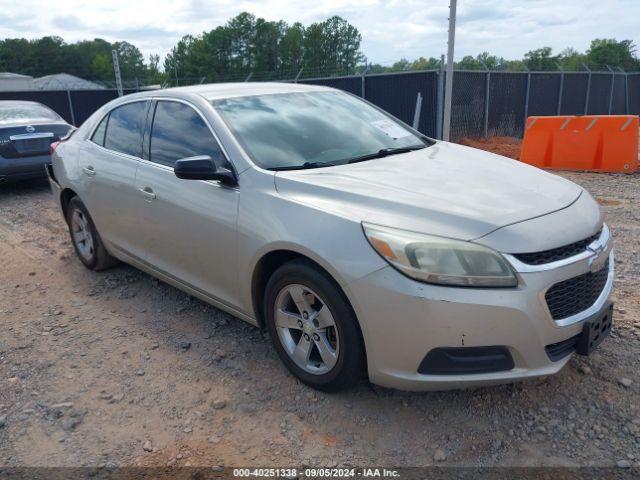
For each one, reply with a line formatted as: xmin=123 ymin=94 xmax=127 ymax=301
xmin=66 ymin=197 xmax=119 ymax=271
xmin=264 ymin=259 xmax=365 ymax=392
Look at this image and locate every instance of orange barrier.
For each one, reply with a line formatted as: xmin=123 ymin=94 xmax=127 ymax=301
xmin=520 ymin=115 xmax=639 ymax=173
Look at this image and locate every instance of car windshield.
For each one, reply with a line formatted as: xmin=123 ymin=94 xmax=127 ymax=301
xmin=211 ymin=91 xmax=428 ymax=170
xmin=0 ymin=102 xmax=62 ymax=125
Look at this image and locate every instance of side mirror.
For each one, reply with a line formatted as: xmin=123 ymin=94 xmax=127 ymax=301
xmin=174 ymin=155 xmax=236 ymax=185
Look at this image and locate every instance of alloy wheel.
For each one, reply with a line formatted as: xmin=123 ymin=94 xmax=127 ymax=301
xmin=274 ymin=284 xmax=340 ymax=375
xmin=70 ymin=209 xmax=94 ymax=262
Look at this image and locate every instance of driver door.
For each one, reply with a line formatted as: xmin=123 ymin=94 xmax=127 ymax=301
xmin=135 ymin=99 xmax=240 ymax=307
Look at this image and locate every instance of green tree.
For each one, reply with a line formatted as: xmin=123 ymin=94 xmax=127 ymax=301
xmin=253 ymin=19 xmax=286 ymax=73
xmin=31 ymin=36 xmax=66 ymax=75
xmin=0 ymin=38 xmax=34 ymax=75
xmin=90 ymin=54 xmax=112 ymax=80
xmin=69 ymin=38 xmax=113 ymax=79
xmin=303 ymin=16 xmax=363 ymax=75
xmin=558 ymin=48 xmax=586 ymax=71
xmin=164 ymin=35 xmax=197 ymax=82
xmin=322 ymin=16 xmax=363 ymax=73
xmin=524 ymin=47 xmax=559 ymax=71
xmin=112 ymin=41 xmax=146 ymax=79
xmin=390 ymin=58 xmax=411 ymax=71
xmin=280 ymin=22 xmax=304 ymax=72
xmin=367 ymin=63 xmax=388 ymax=74
xmin=410 ymin=57 xmax=440 ymax=70
xmin=0 ymin=36 xmax=153 ymax=82
xmin=586 ymin=39 xmax=640 ymax=70
xmin=227 ymin=12 xmax=257 ymax=72
xmin=147 ymin=54 xmax=162 ymax=82
xmin=456 ymin=55 xmax=481 ymax=70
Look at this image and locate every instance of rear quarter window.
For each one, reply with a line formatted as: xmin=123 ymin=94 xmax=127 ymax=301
xmin=90 ymin=114 xmax=108 ymax=146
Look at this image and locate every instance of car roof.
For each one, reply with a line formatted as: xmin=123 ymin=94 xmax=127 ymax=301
xmin=132 ymin=82 xmax=335 ymax=102
xmin=0 ymin=100 xmax=51 ymax=107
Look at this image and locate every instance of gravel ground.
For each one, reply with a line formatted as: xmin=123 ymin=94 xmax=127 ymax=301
xmin=0 ymin=170 xmax=639 ymax=470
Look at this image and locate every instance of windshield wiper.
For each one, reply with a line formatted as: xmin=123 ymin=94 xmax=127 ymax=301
xmin=269 ymin=161 xmax=338 ymax=171
xmin=346 ymin=145 xmax=426 ymax=164
xmin=268 ymin=144 xmax=426 ymax=171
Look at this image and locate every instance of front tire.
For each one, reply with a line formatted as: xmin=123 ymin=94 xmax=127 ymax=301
xmin=264 ymin=259 xmax=365 ymax=392
xmin=66 ymin=197 xmax=119 ymax=271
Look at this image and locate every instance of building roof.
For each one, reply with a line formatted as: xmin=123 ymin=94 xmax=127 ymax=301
xmin=32 ymin=73 xmax=104 ymax=90
xmin=0 ymin=72 xmax=33 ymax=79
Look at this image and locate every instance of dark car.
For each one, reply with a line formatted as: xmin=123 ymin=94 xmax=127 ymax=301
xmin=0 ymin=100 xmax=72 ymax=183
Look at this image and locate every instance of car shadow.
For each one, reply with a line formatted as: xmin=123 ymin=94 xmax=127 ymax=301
xmin=0 ymin=177 xmax=51 ymax=195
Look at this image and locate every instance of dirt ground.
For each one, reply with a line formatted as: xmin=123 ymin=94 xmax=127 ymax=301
xmin=1 ymin=165 xmax=639 ymax=470
xmin=460 ymin=137 xmax=522 ymax=160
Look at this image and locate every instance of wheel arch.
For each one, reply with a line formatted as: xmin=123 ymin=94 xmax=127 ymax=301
xmin=250 ymin=248 xmax=358 ymax=331
xmin=250 ymin=247 xmax=368 ymax=379
xmin=60 ymin=188 xmax=78 ymax=218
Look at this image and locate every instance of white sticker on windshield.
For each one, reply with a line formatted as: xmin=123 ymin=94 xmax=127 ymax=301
xmin=371 ymin=120 xmax=412 ymax=139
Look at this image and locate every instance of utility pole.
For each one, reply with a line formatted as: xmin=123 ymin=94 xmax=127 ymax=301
xmin=442 ymin=0 xmax=457 ymax=142
xmin=112 ymin=50 xmax=123 ymax=97
xmin=436 ymin=54 xmax=445 ymax=139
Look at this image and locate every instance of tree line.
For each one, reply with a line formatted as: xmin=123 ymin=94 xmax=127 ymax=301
xmin=164 ymin=12 xmax=363 ymax=81
xmin=0 ymin=36 xmax=156 ymax=81
xmin=375 ymin=39 xmax=640 ymax=73
xmin=0 ymin=11 xmax=639 ymax=86
xmin=0 ymin=12 xmax=363 ymax=84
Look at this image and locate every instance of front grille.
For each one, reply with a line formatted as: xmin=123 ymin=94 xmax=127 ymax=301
xmin=545 ymin=257 xmax=610 ymax=320
xmin=513 ymin=230 xmax=601 ymax=265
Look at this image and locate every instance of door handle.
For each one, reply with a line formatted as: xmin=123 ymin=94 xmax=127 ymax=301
xmin=82 ymin=166 xmax=96 ymax=177
xmin=139 ymin=186 xmax=156 ymax=200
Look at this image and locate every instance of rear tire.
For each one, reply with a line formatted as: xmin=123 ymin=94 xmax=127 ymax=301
xmin=264 ymin=259 xmax=365 ymax=392
xmin=66 ymin=197 xmax=119 ymax=271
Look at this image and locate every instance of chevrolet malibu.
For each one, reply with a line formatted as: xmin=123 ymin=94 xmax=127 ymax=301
xmin=47 ymin=83 xmax=614 ymax=391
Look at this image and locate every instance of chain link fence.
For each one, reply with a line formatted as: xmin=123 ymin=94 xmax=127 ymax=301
xmin=629 ymin=73 xmax=640 ymax=114
xmin=1 ymin=68 xmax=639 ymax=142
xmin=487 ymin=72 xmax=528 ymax=138
xmin=298 ymin=75 xmax=363 ymax=97
xmin=560 ymin=74 xmax=589 ymax=114
xmin=450 ymin=71 xmax=485 ymax=140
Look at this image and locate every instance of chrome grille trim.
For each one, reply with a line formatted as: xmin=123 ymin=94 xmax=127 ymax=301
xmin=503 ymin=223 xmax=610 ymax=273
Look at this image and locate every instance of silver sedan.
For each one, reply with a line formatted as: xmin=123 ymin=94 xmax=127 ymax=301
xmin=48 ymin=83 xmax=613 ymax=391
xmin=1 ymin=101 xmax=71 ymax=183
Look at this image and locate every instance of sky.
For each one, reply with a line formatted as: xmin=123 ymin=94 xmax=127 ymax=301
xmin=1 ymin=0 xmax=639 ymax=66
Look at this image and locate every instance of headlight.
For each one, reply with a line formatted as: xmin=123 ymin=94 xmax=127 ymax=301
xmin=362 ymin=223 xmax=518 ymax=287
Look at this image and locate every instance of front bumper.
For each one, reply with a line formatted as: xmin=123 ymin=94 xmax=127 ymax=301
xmin=347 ymin=244 xmax=614 ymax=391
xmin=0 ymin=154 xmax=50 ymax=183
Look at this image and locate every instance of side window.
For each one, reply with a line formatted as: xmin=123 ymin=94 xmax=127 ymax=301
xmin=104 ymin=101 xmax=147 ymax=157
xmin=149 ymin=101 xmax=228 ymax=168
xmin=90 ymin=114 xmax=108 ymax=146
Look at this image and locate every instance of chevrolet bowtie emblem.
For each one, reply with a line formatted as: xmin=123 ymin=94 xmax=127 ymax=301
xmin=587 ymin=243 xmax=607 ymax=272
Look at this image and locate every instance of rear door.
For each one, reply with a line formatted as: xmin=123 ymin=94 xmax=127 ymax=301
xmin=134 ymin=99 xmax=240 ymax=306
xmin=78 ymin=100 xmax=149 ymax=260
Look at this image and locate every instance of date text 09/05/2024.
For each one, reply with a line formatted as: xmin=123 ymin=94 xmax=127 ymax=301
xmin=232 ymin=468 xmax=401 ymax=478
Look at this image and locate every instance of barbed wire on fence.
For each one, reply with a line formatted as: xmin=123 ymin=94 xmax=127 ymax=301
xmin=2 ymin=61 xmax=638 ymax=91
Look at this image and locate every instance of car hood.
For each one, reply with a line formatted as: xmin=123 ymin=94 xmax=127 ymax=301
xmin=274 ymin=141 xmax=583 ymax=240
